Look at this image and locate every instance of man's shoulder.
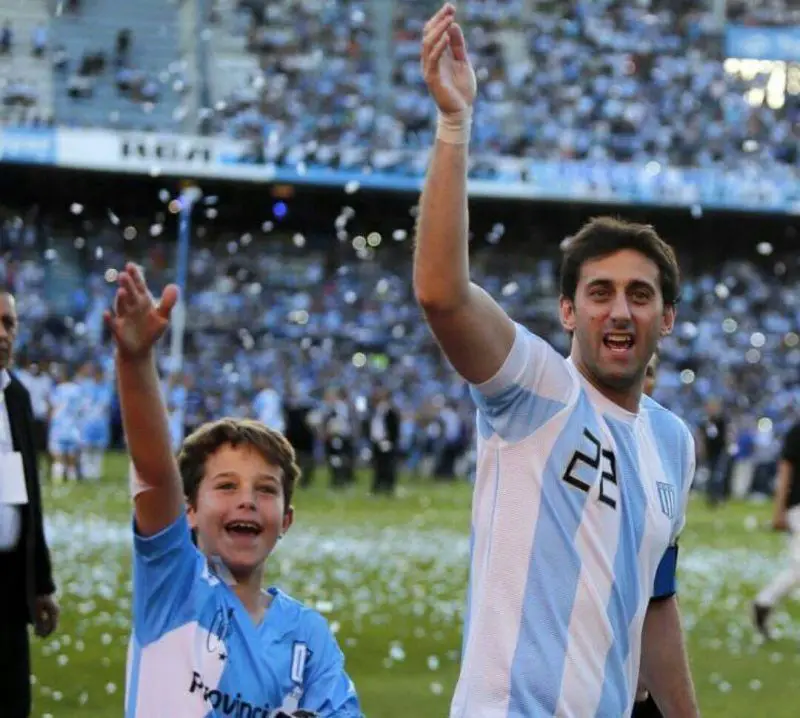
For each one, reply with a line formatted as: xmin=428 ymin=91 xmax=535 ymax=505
xmin=641 ymin=396 xmax=693 ymax=444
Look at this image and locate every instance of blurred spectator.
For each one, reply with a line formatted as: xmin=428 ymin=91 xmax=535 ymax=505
xmin=0 ymin=20 xmax=11 ymax=54
xmin=31 ymin=23 xmax=47 ymax=58
xmin=115 ymin=29 xmax=131 ymax=69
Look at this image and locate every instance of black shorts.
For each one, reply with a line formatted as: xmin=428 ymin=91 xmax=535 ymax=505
xmin=631 ymin=695 xmax=662 ymax=718
xmin=0 ymin=604 xmax=31 ymax=718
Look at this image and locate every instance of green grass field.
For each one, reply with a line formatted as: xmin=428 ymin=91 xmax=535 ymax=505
xmin=30 ymin=452 xmax=800 ymax=717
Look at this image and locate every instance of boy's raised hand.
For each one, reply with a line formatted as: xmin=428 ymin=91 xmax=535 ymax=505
xmin=104 ymin=262 xmax=179 ymax=361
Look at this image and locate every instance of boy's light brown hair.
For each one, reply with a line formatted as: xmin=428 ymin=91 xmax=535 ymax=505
xmin=178 ymin=418 xmax=300 ymax=512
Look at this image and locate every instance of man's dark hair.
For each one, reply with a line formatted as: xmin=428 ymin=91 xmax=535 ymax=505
xmin=178 ymin=418 xmax=299 ymax=512
xmin=559 ymin=217 xmax=681 ymax=306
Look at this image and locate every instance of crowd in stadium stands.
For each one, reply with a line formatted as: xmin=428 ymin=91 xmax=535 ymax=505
xmin=209 ymin=0 xmax=378 ymax=152
xmin=390 ymin=0 xmax=798 ymax=171
xmin=728 ymin=0 xmax=800 ymax=26
xmin=1 ymin=1 xmax=798 ymax=174
xmin=0 ymin=208 xmax=797 ymax=489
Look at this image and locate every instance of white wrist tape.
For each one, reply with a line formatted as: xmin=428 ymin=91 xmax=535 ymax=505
xmin=436 ymin=107 xmax=473 ymax=145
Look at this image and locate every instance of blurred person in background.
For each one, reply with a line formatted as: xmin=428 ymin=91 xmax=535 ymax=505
xmin=182 ymin=373 xmax=204 ymax=439
xmin=47 ymin=363 xmax=84 ymax=482
xmin=0 ymin=288 xmax=59 ymax=718
xmin=435 ymin=400 xmax=462 ymax=480
xmin=78 ymin=362 xmax=113 ymax=480
xmin=321 ymin=387 xmax=355 ymax=490
xmin=164 ymin=371 xmax=188 ymax=453
xmin=253 ymin=375 xmax=286 ymax=434
xmin=16 ymin=359 xmax=52 ymax=472
xmin=284 ymin=384 xmax=317 ymax=488
xmin=753 ymin=418 xmax=800 ymax=640
xmin=367 ymin=386 xmax=400 ymax=495
xmin=701 ymin=398 xmax=729 ymax=507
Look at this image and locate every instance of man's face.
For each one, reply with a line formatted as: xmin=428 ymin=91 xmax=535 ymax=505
xmin=0 ymin=294 xmax=18 ymax=370
xmin=187 ymin=443 xmax=293 ymax=582
xmin=560 ymin=249 xmax=674 ymax=396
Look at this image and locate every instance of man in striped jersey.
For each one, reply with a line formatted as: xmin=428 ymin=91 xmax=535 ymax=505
xmin=414 ymin=5 xmax=698 ymax=716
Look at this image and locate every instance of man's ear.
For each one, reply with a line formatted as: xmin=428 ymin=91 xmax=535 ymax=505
xmin=186 ymin=496 xmax=197 ymax=529
xmin=559 ymin=295 xmax=576 ymax=333
xmin=661 ymin=304 xmax=676 ymax=337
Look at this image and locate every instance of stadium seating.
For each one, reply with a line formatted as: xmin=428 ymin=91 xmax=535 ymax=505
xmin=0 ymin=0 xmax=53 ymax=126
xmin=728 ymin=0 xmax=800 ymax=25
xmin=205 ymin=0 xmax=378 ymax=160
xmin=48 ymin=0 xmax=185 ymax=130
xmin=0 ymin=0 xmax=797 ymax=175
xmin=389 ymin=0 xmax=798 ymax=169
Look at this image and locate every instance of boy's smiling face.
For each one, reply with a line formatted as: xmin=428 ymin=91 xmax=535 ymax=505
xmin=187 ymin=443 xmax=293 ymax=581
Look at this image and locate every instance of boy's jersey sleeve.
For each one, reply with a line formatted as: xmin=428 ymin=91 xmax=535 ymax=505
xmin=299 ymin=615 xmax=362 ymax=717
xmin=132 ymin=510 xmax=205 ymax=646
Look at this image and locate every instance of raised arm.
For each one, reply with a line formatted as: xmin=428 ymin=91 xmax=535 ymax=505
xmin=413 ymin=3 xmax=515 ymax=386
xmin=105 ymin=263 xmax=182 ymax=537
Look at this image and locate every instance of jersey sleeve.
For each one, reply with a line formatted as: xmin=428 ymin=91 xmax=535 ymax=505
xmin=132 ymin=510 xmax=204 ymax=646
xmin=299 ymin=616 xmax=362 ymax=717
xmin=468 ymin=322 xmax=575 ymax=443
xmin=653 ymin=424 xmax=696 ymax=600
xmin=670 ymin=425 xmax=696 ymax=546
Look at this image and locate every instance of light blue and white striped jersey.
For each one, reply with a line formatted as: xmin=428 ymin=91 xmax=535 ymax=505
xmin=80 ymin=377 xmax=113 ymax=423
xmin=79 ymin=377 xmax=113 ymax=447
xmin=125 ymin=512 xmax=362 ymax=718
xmin=451 ymin=323 xmax=695 ymax=718
xmin=49 ymin=380 xmax=85 ymax=441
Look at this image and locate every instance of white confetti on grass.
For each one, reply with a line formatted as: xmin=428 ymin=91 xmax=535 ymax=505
xmin=36 ymin=496 xmax=800 ymax=715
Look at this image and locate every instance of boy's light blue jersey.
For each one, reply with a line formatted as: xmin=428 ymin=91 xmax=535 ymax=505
xmin=126 ymin=512 xmax=362 ymax=718
xmin=451 ymin=323 xmax=695 ymax=718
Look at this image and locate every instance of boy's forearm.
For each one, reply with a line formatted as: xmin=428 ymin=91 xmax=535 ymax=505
xmin=116 ymin=351 xmax=179 ymax=488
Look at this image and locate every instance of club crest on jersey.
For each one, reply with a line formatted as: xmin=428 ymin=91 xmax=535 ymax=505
xmin=656 ymin=482 xmax=676 ymax=519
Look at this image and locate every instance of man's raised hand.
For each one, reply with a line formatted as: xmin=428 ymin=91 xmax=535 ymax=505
xmin=421 ymin=3 xmax=477 ymax=115
xmin=104 ymin=262 xmax=179 ymax=361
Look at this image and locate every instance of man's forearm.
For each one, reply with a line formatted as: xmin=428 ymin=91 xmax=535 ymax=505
xmin=640 ymin=596 xmax=698 ymax=717
xmin=413 ymin=139 xmax=471 ymax=310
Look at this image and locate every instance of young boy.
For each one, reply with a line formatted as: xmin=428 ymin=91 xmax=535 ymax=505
xmin=106 ymin=263 xmax=361 ymax=718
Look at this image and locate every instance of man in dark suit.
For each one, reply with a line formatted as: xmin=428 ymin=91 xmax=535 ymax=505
xmin=0 ymin=289 xmax=59 ymax=718
xmin=368 ymin=387 xmax=400 ymax=495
